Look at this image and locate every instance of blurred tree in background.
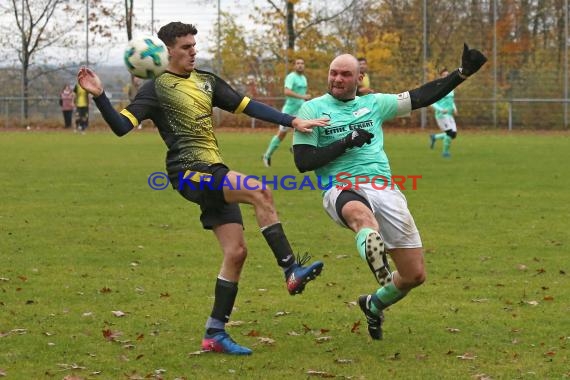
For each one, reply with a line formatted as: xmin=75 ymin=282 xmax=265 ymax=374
xmin=1 ymin=0 xmax=569 ymax=129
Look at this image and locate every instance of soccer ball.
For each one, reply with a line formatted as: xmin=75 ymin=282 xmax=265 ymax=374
xmin=123 ymin=36 xmax=169 ymax=79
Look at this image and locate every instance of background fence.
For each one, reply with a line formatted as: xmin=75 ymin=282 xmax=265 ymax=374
xmin=3 ymin=1 xmax=570 ymax=130
xmin=3 ymin=95 xmax=569 ymax=131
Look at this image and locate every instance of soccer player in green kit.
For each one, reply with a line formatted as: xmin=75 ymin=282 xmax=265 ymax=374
xmin=293 ymin=44 xmax=486 ymax=341
xmin=262 ymin=58 xmax=311 ymax=167
xmin=77 ymin=22 xmax=329 ymax=355
xmin=430 ymin=68 xmax=458 ymax=157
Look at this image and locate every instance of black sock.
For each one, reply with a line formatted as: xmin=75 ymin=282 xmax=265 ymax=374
xmin=206 ymin=327 xmax=225 ymax=335
xmin=261 ymin=223 xmax=295 ymax=269
xmin=210 ymin=278 xmax=238 ymax=324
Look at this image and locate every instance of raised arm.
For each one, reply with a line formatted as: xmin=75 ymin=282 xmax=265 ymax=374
xmin=77 ymin=67 xmax=134 ymax=136
xmin=408 ymin=44 xmax=487 ymax=110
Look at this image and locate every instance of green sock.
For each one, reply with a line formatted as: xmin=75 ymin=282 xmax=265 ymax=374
xmin=355 ymin=227 xmax=376 ymax=260
xmin=264 ymin=136 xmax=281 ymax=158
xmin=370 ymin=278 xmax=408 ymax=314
xmin=443 ymin=135 xmax=452 ymax=154
xmin=434 ymin=132 xmax=446 ymax=140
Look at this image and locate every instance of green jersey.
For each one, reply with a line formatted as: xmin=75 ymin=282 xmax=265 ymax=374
xmin=431 ymin=90 xmax=456 ymax=119
xmin=294 ymin=93 xmax=409 ymax=190
xmin=282 ymin=72 xmax=308 ymax=115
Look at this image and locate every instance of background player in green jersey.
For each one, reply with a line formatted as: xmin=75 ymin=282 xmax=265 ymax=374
xmin=293 ymin=44 xmax=486 ymax=341
xmin=77 ymin=22 xmax=328 ymax=356
xmin=262 ymin=58 xmax=311 ymax=167
xmin=430 ymin=68 xmax=458 ymax=157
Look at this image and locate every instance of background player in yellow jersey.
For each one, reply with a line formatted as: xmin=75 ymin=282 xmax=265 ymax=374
xmin=356 ymin=57 xmax=374 ymax=96
xmin=73 ymin=82 xmax=90 ymax=132
xmin=77 ymin=22 xmax=328 ymax=356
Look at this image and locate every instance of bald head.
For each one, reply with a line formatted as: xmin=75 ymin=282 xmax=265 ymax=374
xmin=330 ymin=54 xmax=359 ymax=74
xmin=328 ymin=54 xmax=362 ymax=100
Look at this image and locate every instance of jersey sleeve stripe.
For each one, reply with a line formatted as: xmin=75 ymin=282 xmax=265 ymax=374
xmin=234 ymin=96 xmax=250 ymax=114
xmin=120 ymin=109 xmax=139 ymax=127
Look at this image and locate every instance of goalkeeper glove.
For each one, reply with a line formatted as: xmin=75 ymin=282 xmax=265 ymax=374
xmin=459 ymin=43 xmax=487 ymax=78
xmin=343 ymin=128 xmax=374 ymax=148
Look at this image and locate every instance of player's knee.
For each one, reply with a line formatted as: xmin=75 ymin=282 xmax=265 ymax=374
xmin=225 ymin=242 xmax=248 ymax=267
xmin=446 ymin=130 xmax=457 ymax=139
xmin=399 ymin=269 xmax=426 ymax=289
xmin=413 ymin=271 xmax=426 ymax=287
xmin=254 ymin=187 xmax=274 ymax=205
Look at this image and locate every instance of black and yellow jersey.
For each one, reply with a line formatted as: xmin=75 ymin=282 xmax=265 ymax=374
xmin=120 ymin=69 xmax=249 ymax=179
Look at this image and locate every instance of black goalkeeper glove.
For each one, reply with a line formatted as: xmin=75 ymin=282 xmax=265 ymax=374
xmin=343 ymin=128 xmax=374 ymax=148
xmin=459 ymin=43 xmax=487 ymax=78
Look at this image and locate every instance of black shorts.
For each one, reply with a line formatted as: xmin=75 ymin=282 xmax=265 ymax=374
xmin=176 ymin=163 xmax=243 ymax=230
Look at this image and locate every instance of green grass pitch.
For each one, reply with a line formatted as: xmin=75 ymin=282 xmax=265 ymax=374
xmin=1 ymin=129 xmax=568 ymax=379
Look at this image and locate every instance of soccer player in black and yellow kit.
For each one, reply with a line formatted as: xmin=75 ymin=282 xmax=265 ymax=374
xmin=77 ymin=22 xmax=328 ymax=355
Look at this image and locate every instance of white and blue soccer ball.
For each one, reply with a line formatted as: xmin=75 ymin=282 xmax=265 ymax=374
xmin=123 ymin=36 xmax=169 ymax=79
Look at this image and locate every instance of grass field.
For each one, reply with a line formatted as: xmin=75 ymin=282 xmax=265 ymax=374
xmin=1 ymin=129 xmax=569 ymax=380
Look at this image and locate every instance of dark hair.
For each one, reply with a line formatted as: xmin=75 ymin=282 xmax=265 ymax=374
xmin=157 ymin=22 xmax=198 ymax=46
xmin=439 ymin=67 xmax=449 ymax=75
xmin=357 ymin=57 xmax=367 ymax=63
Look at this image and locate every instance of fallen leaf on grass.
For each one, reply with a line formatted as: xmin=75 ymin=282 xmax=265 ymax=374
xmin=525 ymin=300 xmax=539 ymax=306
xmin=274 ymin=311 xmax=289 ymax=317
xmin=102 ymin=329 xmax=122 ymax=342
xmin=287 ymin=331 xmax=301 ymax=336
xmin=257 ymin=337 xmax=275 ymax=345
xmin=473 ymin=374 xmax=493 ymax=380
xmin=351 ymin=320 xmax=361 ymax=333
xmin=471 ymin=298 xmax=489 ymax=303
xmin=306 ymin=370 xmax=335 ymax=378
xmin=58 ymin=363 xmax=86 ymax=370
xmin=315 ymin=336 xmax=331 ymax=343
xmin=0 ymin=369 xmax=6 ymax=377
xmin=99 ymin=287 xmax=112 ymax=293
xmin=389 ymin=352 xmax=401 ymax=361
xmin=543 ymin=295 xmax=554 ymax=301
xmin=334 ymin=358 xmax=353 ymax=364
xmin=111 ymin=310 xmax=126 ymax=317
xmin=225 ymin=320 xmax=244 ymax=327
xmin=446 ymin=327 xmax=461 ymax=333
xmin=457 ymin=352 xmax=477 ymax=360
xmin=62 ymin=376 xmax=84 ymax=380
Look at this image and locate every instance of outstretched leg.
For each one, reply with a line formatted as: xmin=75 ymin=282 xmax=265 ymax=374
xmin=223 ymin=170 xmax=323 ymax=295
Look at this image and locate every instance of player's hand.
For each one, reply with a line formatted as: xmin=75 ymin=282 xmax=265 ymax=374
xmin=343 ymin=128 xmax=374 ymax=148
xmin=77 ymin=66 xmax=104 ymax=97
xmin=292 ymin=117 xmax=329 ymax=133
xmin=459 ymin=43 xmax=487 ymax=77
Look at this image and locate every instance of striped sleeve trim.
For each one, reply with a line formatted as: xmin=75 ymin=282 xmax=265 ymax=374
xmin=234 ymin=96 xmax=251 ymax=114
xmin=120 ymin=109 xmax=139 ymax=127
